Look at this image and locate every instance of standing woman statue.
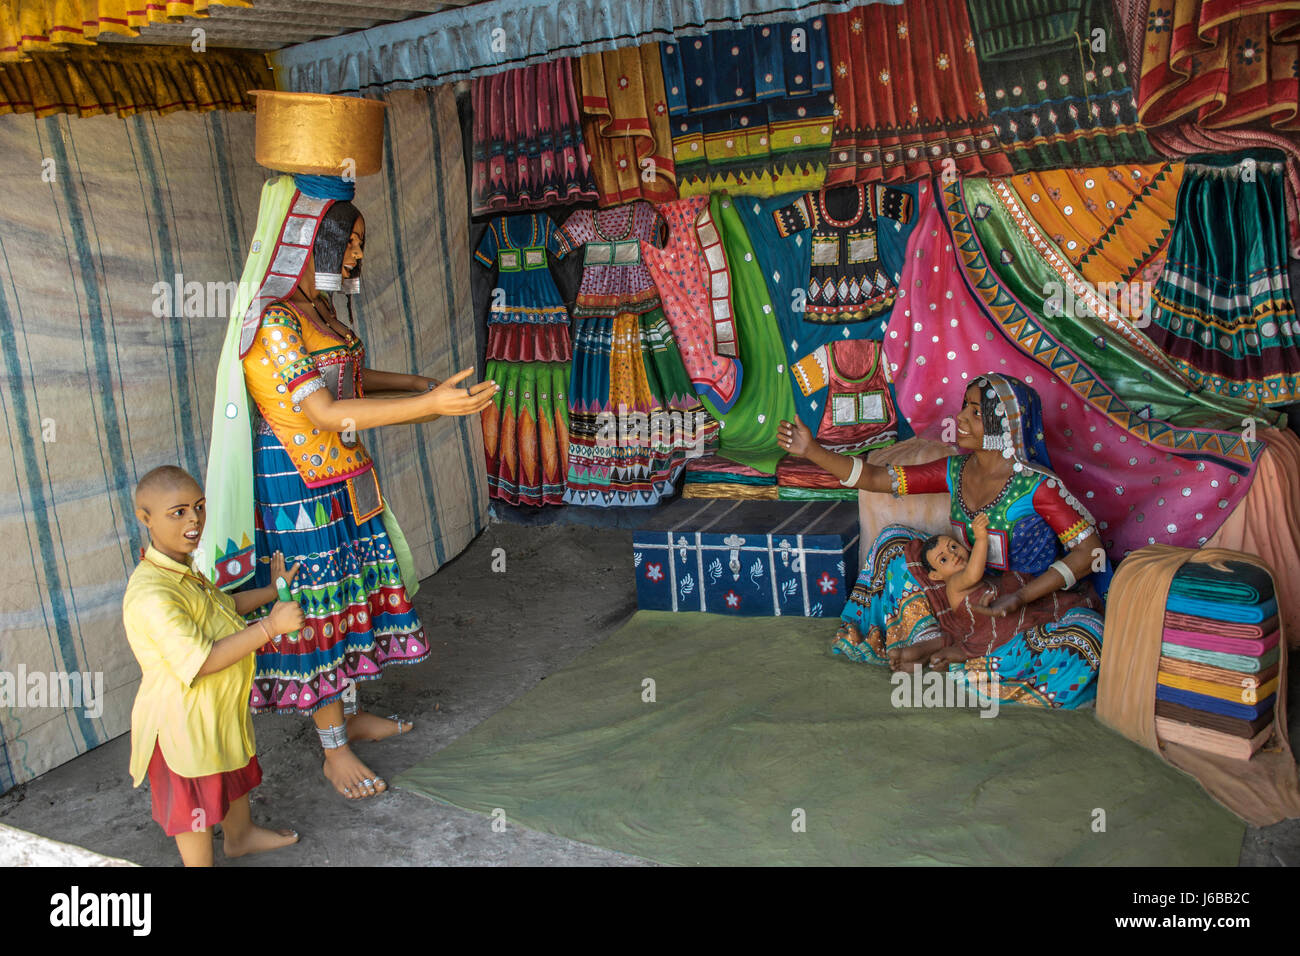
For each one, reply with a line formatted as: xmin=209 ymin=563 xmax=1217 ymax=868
xmin=199 ymin=92 xmax=497 ymax=799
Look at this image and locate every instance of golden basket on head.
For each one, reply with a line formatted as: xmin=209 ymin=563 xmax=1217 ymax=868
xmin=251 ymin=90 xmax=385 ymax=177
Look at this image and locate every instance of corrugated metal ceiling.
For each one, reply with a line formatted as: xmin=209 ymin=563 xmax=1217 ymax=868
xmin=98 ymin=1 xmax=485 ymax=52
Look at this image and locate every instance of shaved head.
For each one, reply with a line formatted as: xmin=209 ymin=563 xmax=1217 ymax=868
xmin=134 ymin=465 xmax=201 ymax=512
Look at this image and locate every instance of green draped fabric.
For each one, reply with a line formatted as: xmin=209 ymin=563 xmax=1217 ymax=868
xmin=960 ymin=176 xmax=1279 ymax=432
xmin=966 ymin=0 xmax=1159 ymax=170
xmin=966 ymin=0 xmax=1086 ymax=59
xmin=698 ymin=192 xmax=797 ymax=474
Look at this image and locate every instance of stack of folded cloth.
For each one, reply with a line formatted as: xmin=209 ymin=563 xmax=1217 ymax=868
xmin=1155 ymin=560 xmax=1280 ymax=760
xmin=774 ymin=456 xmax=859 ymax=501
xmin=681 ymin=455 xmax=778 ymax=500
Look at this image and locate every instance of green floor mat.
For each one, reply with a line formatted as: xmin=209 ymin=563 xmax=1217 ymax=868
xmin=397 ymin=611 xmax=1244 ymax=865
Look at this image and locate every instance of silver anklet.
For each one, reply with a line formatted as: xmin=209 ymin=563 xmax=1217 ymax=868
xmin=317 ymin=723 xmax=348 ymax=750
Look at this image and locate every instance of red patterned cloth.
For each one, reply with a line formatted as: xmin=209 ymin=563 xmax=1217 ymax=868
xmin=471 ymin=60 xmax=599 ymax=215
xmin=824 ymin=1 xmax=1011 ymax=186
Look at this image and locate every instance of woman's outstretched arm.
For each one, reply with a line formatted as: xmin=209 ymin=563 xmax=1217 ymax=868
xmin=778 ymin=419 xmax=892 ymax=492
xmin=302 ymin=367 xmax=496 ymax=431
xmin=360 ymin=368 xmax=440 ymax=393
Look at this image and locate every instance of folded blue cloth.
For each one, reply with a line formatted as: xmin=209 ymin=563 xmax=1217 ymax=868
xmin=1155 ymin=684 xmax=1276 ymax=721
xmin=1164 ymin=593 xmax=1277 ymax=623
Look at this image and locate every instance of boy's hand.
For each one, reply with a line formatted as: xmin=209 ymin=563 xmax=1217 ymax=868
xmin=268 ymin=550 xmax=301 ymax=587
xmin=972 ymin=513 xmax=989 ymax=538
xmin=268 ymin=599 xmax=305 ymax=636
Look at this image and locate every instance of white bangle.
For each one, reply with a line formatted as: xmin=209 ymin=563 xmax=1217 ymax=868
xmin=839 ymin=456 xmax=864 ymax=488
xmin=1050 ymin=560 xmax=1076 ymax=590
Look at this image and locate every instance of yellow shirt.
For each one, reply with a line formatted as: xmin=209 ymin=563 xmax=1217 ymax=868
xmin=123 ymin=546 xmax=256 ymax=786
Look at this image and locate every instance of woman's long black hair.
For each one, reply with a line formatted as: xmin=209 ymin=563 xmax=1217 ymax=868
xmin=314 ymin=200 xmax=361 ymax=324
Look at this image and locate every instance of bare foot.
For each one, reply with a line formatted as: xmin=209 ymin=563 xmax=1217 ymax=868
xmin=836 ymin=623 xmax=863 ymax=645
xmin=347 ymin=710 xmax=412 ymax=743
xmin=223 ymin=825 xmax=299 ymax=859
xmin=888 ymin=644 xmax=928 ymax=672
xmin=322 ymin=745 xmax=388 ymax=800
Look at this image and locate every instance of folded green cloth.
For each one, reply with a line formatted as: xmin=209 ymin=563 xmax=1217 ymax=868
xmin=684 ymin=471 xmax=776 ymax=486
xmin=1160 ymin=642 xmax=1280 ymax=674
xmin=1168 ymin=559 xmax=1275 ymax=605
xmin=777 ymin=486 xmax=858 ymax=501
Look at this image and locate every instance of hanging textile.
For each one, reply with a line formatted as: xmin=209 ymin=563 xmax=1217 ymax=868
xmin=559 ymin=201 xmax=713 ymax=506
xmin=1146 ymin=153 xmax=1300 ymax=407
xmin=1005 ymin=162 xmax=1183 ymax=292
xmin=640 ymin=195 xmax=743 ymax=411
xmin=771 ymin=182 xmax=913 ymax=324
xmin=696 ymin=193 xmax=798 ymax=473
xmin=576 ymin=44 xmax=677 ymax=206
xmin=885 ymin=180 xmax=1265 ymax=562
xmin=1119 ymin=0 xmax=1300 ymax=256
xmin=965 ymin=0 xmax=1161 ymax=169
xmin=475 ymin=214 xmax=574 ymax=507
xmin=470 ymin=59 xmax=598 ymax=215
xmin=0 ymin=46 xmax=269 ymax=118
xmin=1135 ymin=1 xmax=1299 ymax=133
xmin=660 ymin=17 xmax=835 ymax=197
xmin=824 ymin=0 xmax=1011 ymax=187
xmin=789 ymin=339 xmax=897 ymax=453
xmin=734 ymin=187 xmax=918 ymax=433
xmin=0 ymin=0 xmax=250 ymax=62
xmin=962 ymin=174 xmax=1276 ymax=430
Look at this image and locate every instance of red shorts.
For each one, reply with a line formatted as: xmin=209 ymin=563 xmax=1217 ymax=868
xmin=147 ymin=741 xmax=262 ymax=837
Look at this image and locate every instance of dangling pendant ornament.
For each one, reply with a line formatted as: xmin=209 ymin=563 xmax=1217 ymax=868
xmin=982 ymin=433 xmax=1006 ymax=451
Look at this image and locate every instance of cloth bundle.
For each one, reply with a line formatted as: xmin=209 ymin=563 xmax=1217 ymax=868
xmin=1155 ymin=560 xmax=1280 ymax=760
xmin=680 ymin=455 xmax=778 ymax=500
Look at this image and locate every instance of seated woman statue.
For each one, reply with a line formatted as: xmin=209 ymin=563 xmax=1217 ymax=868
xmin=778 ymin=372 xmax=1105 ymax=709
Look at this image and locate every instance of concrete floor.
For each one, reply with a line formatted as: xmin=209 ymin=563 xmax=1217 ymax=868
xmin=1 ymin=518 xmax=1297 ymax=866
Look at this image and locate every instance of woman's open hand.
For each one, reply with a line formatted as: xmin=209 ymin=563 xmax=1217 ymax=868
xmin=778 ymin=419 xmax=815 ymax=457
xmin=423 ymin=368 xmax=499 ymax=418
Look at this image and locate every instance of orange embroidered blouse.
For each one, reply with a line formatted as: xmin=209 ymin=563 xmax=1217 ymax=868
xmin=242 ymin=300 xmax=374 ymax=488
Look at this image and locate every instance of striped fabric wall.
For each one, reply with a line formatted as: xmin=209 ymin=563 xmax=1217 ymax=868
xmin=0 ymin=85 xmax=485 ymax=793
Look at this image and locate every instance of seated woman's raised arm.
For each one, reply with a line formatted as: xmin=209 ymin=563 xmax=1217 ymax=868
xmin=777 ymin=419 xmax=893 ymax=492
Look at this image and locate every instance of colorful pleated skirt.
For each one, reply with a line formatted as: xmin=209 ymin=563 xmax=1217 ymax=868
xmin=566 ymin=294 xmax=715 ymax=507
xmin=249 ymin=432 xmax=429 ymax=714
